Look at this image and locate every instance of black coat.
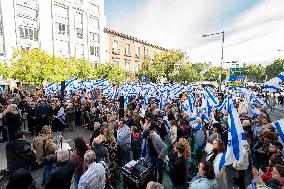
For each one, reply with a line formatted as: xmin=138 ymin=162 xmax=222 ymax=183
xmin=27 ymin=107 xmax=37 ymax=121
xmin=45 ymin=160 xmax=75 ymax=189
xmin=5 ymin=112 xmax=21 ymax=141
xmin=35 ymin=105 xmax=49 ymax=117
xmin=5 ymin=112 xmax=21 ymax=131
xmin=170 ymin=156 xmax=187 ymax=187
xmin=6 ymin=140 xmax=34 ymax=172
xmin=89 ymin=128 xmax=101 ymax=145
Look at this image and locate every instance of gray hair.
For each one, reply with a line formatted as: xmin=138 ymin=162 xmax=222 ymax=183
xmin=84 ymin=150 xmax=96 ymax=164
xmin=146 ymin=181 xmax=164 ymax=189
xmin=57 ymin=149 xmax=70 ymax=162
xmin=41 ymin=125 xmax=51 ymax=134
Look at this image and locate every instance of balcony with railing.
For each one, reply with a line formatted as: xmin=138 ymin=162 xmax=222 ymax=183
xmin=112 ymin=48 xmax=120 ymax=55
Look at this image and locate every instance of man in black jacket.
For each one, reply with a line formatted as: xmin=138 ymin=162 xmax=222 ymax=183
xmin=6 ymin=131 xmax=35 ymax=172
xmin=27 ymin=102 xmax=38 ymax=136
xmin=45 ymin=149 xmax=75 ymax=189
xmin=170 ymin=142 xmax=187 ymax=189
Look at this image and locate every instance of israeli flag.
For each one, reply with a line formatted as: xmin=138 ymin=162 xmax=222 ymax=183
xmin=228 ymin=96 xmax=247 ymax=161
xmin=65 ymin=78 xmax=78 ymax=92
xmin=181 ymin=94 xmax=194 ymax=116
xmin=93 ymin=79 xmax=108 ymax=90
xmin=214 ymin=96 xmax=247 ymax=174
xmin=204 ymin=87 xmax=219 ymax=107
xmin=190 ymin=107 xmax=198 ymax=121
xmin=163 ymin=116 xmax=170 ymax=131
xmin=44 ymin=82 xmax=58 ymax=95
xmin=214 ymin=143 xmax=235 ymax=174
xmin=0 ymin=86 xmax=3 ymax=94
xmin=272 ymin=118 xmax=284 ymax=147
xmin=85 ymin=79 xmax=95 ymax=93
xmin=173 ymin=86 xmax=184 ymax=98
xmin=249 ymin=93 xmax=268 ymax=107
xmin=191 ymin=121 xmax=202 ymax=130
xmin=159 ymin=88 xmax=168 ymax=109
xmin=201 ymin=95 xmax=211 ymax=119
xmin=264 ymin=72 xmax=284 ymax=85
xmin=248 ymin=103 xmax=259 ymax=118
xmin=57 ymin=107 xmax=66 ymax=125
xmin=102 ymin=84 xmax=113 ymax=98
xmin=263 ymin=73 xmax=283 ymax=92
xmin=201 ymin=113 xmax=209 ymax=123
xmin=218 ymin=97 xmax=228 ymax=114
xmin=77 ymin=80 xmax=85 ymax=91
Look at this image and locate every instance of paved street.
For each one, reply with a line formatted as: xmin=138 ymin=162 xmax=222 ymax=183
xmin=0 ymin=106 xmax=284 ymax=189
xmin=0 ymin=125 xmax=92 ymax=189
xmin=270 ymin=105 xmax=284 ymax=122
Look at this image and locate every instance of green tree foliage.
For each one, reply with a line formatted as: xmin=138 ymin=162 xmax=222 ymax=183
xmin=154 ymin=51 xmax=184 ymax=80
xmin=141 ymin=51 xmax=184 ymax=82
xmin=191 ymin=63 xmax=208 ymax=74
xmin=69 ymin=57 xmax=97 ymax=80
xmin=141 ymin=55 xmax=165 ymax=82
xmin=246 ymin=64 xmax=266 ymax=82
xmin=0 ymin=62 xmax=11 ymax=79
xmin=265 ymin=59 xmax=284 ymax=80
xmin=9 ymin=48 xmax=75 ymax=85
xmin=204 ymin=66 xmax=221 ymax=81
xmin=95 ymin=63 xmax=128 ymax=84
xmin=174 ymin=63 xmax=203 ymax=83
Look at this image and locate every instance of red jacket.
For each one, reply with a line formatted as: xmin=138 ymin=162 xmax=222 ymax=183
xmin=261 ymin=167 xmax=273 ymax=182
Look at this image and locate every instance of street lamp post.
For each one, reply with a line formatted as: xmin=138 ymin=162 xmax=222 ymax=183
xmin=278 ymin=49 xmax=284 ymax=71
xmin=202 ymin=31 xmax=225 ymax=91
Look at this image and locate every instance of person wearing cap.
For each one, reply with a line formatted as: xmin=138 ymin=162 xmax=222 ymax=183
xmin=6 ymin=131 xmax=35 ymax=172
xmin=45 ymin=149 xmax=75 ymax=189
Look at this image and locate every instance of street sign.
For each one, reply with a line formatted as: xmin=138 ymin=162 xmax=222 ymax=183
xmin=229 ymin=81 xmax=245 ymax=86
xmin=230 ymin=71 xmax=247 ymax=75
xmin=141 ymin=74 xmax=147 ymax=82
xmin=230 ymin=68 xmax=247 ymax=72
xmin=228 ymin=74 xmax=245 ymax=81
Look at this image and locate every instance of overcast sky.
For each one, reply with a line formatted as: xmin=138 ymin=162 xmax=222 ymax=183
xmin=105 ymin=0 xmax=284 ymax=66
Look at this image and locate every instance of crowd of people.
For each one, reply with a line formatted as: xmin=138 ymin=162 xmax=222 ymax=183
xmin=0 ymin=87 xmax=283 ymax=189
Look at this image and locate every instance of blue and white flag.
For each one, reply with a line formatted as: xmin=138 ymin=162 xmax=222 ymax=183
xmin=191 ymin=121 xmax=202 ymax=130
xmin=0 ymin=86 xmax=3 ymax=94
xmin=163 ymin=116 xmax=170 ymax=131
xmin=263 ymin=73 xmax=284 ymax=92
xmin=64 ymin=78 xmax=78 ymax=93
xmin=57 ymin=107 xmax=66 ymax=125
xmin=272 ymin=118 xmax=284 ymax=147
xmin=201 ymin=95 xmax=211 ymax=119
xmin=218 ymin=97 xmax=228 ymax=114
xmin=204 ymin=87 xmax=219 ymax=107
xmin=249 ymin=93 xmax=269 ymax=107
xmin=228 ymin=96 xmax=247 ymax=161
xmin=214 ymin=96 xmax=247 ymax=174
xmin=181 ymin=94 xmax=194 ymax=116
xmin=44 ymin=82 xmax=58 ymax=95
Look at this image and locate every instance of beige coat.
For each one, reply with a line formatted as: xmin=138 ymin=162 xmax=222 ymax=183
xmin=33 ymin=134 xmax=57 ymax=165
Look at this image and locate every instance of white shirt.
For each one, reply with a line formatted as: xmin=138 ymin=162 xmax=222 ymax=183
xmin=78 ymin=161 xmax=105 ymax=189
xmin=169 ymin=126 xmax=177 ymax=144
